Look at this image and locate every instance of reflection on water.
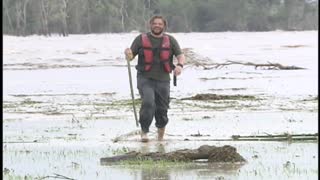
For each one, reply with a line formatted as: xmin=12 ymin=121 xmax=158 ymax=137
xmin=119 ymin=161 xmax=245 ymax=180
xmin=139 ymin=142 xmax=167 ymax=154
xmin=141 ymin=167 xmax=170 ymax=180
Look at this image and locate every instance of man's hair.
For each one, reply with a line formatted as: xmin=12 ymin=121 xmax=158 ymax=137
xmin=149 ymin=15 xmax=167 ymax=28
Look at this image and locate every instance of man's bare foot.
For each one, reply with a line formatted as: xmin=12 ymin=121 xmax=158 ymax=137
xmin=141 ymin=131 xmax=149 ymax=142
xmin=157 ymin=128 xmax=165 ymax=141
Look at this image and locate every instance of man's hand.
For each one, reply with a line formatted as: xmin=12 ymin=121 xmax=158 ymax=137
xmin=174 ymin=65 xmax=183 ymax=76
xmin=124 ymin=48 xmax=133 ymax=61
xmin=174 ymin=54 xmax=185 ymax=76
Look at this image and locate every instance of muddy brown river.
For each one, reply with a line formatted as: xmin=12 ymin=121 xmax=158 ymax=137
xmin=3 ymin=31 xmax=318 ymax=179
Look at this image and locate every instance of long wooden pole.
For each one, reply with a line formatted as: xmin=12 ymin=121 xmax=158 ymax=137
xmin=126 ymin=59 xmax=139 ymax=127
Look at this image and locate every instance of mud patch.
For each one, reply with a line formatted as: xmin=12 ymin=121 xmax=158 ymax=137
xmin=200 ymin=77 xmax=254 ymax=81
xmin=281 ymin=45 xmax=309 ymax=48
xmin=181 ymin=94 xmax=257 ymax=101
xmin=10 ymin=92 xmax=116 ymax=97
xmin=209 ymin=88 xmax=247 ymax=91
xmin=301 ymin=96 xmax=318 ymax=102
xmin=100 ymin=145 xmax=246 ymax=164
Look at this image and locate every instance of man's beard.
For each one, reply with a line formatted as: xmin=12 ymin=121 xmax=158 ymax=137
xmin=151 ymin=28 xmax=163 ymax=35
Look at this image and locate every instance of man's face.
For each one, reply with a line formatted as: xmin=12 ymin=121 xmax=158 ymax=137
xmin=151 ymin=18 xmax=165 ymax=35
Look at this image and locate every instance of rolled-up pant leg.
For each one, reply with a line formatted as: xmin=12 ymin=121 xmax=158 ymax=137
xmin=155 ymin=81 xmax=170 ymax=128
xmin=137 ymin=75 xmax=155 ymax=133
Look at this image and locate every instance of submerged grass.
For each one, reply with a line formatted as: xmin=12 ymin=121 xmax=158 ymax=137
xmin=117 ymin=158 xmax=195 ymax=169
xmin=4 ymin=174 xmax=38 ymax=180
xmin=110 ymin=99 xmax=142 ymax=107
xmin=4 ymin=92 xmax=317 ymax=117
xmin=111 ymin=146 xmax=131 ymax=155
xmin=20 ymin=99 xmax=43 ymax=105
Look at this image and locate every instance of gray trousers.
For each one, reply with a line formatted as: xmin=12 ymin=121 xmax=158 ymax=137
xmin=137 ymin=74 xmax=170 ymax=133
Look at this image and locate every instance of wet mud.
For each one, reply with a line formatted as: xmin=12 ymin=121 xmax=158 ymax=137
xmin=181 ymin=93 xmax=256 ymax=101
xmin=101 ymin=145 xmax=246 ymax=164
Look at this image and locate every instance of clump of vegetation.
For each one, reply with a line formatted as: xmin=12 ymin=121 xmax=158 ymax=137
xmin=101 ymin=145 xmax=246 ymax=165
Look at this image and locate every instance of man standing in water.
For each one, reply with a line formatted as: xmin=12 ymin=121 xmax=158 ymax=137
xmin=124 ymin=15 xmax=185 ymax=142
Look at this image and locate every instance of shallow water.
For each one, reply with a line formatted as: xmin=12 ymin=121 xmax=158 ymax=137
xmin=3 ymin=31 xmax=318 ymax=179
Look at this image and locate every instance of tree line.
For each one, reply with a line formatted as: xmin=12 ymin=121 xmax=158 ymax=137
xmin=3 ymin=0 xmax=318 ymax=36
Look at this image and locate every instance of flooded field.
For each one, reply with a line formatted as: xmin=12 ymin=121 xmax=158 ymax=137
xmin=3 ymin=31 xmax=318 ymax=179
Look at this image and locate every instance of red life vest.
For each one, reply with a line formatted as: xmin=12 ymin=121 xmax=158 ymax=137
xmin=141 ymin=33 xmax=171 ymax=73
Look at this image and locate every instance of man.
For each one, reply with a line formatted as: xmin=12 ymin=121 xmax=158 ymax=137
xmin=124 ymin=15 xmax=185 ymax=142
